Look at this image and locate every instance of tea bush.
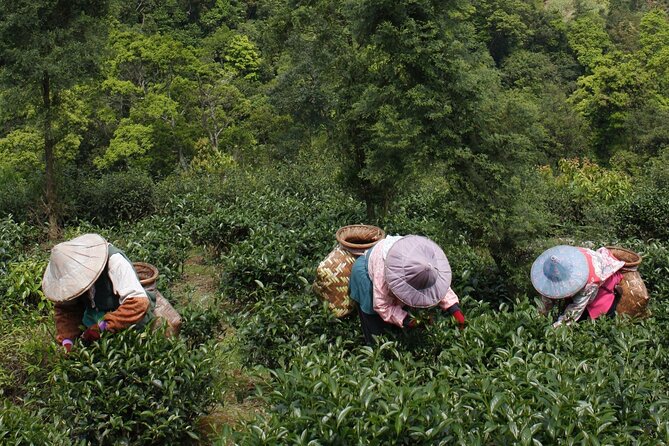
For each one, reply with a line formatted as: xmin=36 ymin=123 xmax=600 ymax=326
xmin=72 ymin=170 xmax=156 ymax=227
xmin=615 ymin=186 xmax=669 ymax=241
xmin=0 ymin=320 xmax=54 ymax=400
xmin=179 ymin=304 xmax=225 ymax=348
xmin=231 ymin=297 xmax=669 ymax=445
xmin=235 ymin=290 xmax=358 ymax=369
xmin=47 ymin=328 xmax=219 ymax=445
xmin=0 ymin=401 xmax=69 ymax=445
xmin=219 ymin=191 xmax=364 ymax=301
xmin=0 ymin=256 xmax=50 ymax=316
xmin=118 ymin=215 xmax=193 ymax=284
xmin=0 ymin=215 xmax=38 ymax=275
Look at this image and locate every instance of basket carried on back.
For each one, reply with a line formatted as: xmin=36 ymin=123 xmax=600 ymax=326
xmin=133 ymin=262 xmax=182 ymax=336
xmin=313 ymin=225 xmax=386 ymax=317
xmin=336 ymin=225 xmax=386 ymax=257
xmin=134 ymin=262 xmax=159 ymax=290
xmin=605 ymin=246 xmax=650 ymax=318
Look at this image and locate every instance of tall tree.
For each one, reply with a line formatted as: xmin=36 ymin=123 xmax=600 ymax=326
xmin=0 ymin=0 xmax=111 ymax=237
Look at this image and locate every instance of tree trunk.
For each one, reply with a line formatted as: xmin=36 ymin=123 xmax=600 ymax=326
xmin=42 ymin=71 xmax=59 ymax=239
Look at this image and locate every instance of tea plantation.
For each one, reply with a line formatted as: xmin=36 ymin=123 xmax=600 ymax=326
xmin=1 ymin=164 xmax=668 ymax=445
xmin=3 ymin=1 xmax=669 ymax=444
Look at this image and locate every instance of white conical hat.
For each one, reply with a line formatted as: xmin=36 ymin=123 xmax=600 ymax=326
xmin=42 ymin=234 xmax=108 ymax=303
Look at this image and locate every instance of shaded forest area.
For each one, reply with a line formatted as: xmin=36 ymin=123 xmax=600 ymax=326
xmin=2 ymin=0 xmax=669 ymax=444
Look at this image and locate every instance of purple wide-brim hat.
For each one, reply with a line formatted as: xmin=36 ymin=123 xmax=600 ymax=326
xmin=385 ymin=235 xmax=452 ymax=308
xmin=530 ymin=245 xmax=588 ymax=299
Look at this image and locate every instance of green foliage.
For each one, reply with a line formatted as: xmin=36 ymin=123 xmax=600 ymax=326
xmin=235 ymin=291 xmax=357 ymax=369
xmin=0 ymin=216 xmax=34 ymax=275
xmin=118 ymin=215 xmax=193 ymax=284
xmin=72 ymin=170 xmax=156 ymax=227
xmin=0 ymin=167 xmax=41 ymax=221
xmin=0 ymin=257 xmax=50 ymax=317
xmin=95 ymin=121 xmax=155 ymax=170
xmin=540 ymin=158 xmax=632 ymax=231
xmin=0 ymin=320 xmax=54 ymax=400
xmin=567 ymin=15 xmax=614 ymax=70
xmin=179 ymin=304 xmax=225 ymax=348
xmin=231 ymin=297 xmax=669 ymax=445
xmin=48 ymin=328 xmax=218 ymax=445
xmin=217 ymin=187 xmax=364 ymax=299
xmin=0 ymin=401 xmax=69 ymax=445
xmin=223 ymin=34 xmax=262 ymax=80
xmin=616 ymin=188 xmax=669 ymax=241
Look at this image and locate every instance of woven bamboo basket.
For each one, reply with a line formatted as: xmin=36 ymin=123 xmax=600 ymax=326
xmin=314 ymin=225 xmax=385 ymax=318
xmin=133 ymin=262 xmax=182 ymax=336
xmin=336 ymin=224 xmax=386 ymax=257
xmin=133 ymin=262 xmax=159 ymax=290
xmin=605 ymin=247 xmax=650 ymax=318
xmin=605 ymin=246 xmax=642 ymax=270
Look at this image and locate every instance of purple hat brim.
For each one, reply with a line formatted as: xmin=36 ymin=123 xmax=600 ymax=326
xmin=385 ymin=236 xmax=452 ymax=308
xmin=530 ymin=245 xmax=588 ymax=299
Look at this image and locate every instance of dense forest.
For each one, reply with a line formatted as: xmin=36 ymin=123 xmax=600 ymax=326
xmin=1 ymin=0 xmax=669 ymax=444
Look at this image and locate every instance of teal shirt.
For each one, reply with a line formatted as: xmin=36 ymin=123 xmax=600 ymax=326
xmin=348 ymin=247 xmax=377 ymax=315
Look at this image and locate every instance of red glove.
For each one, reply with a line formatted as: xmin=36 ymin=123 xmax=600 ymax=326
xmin=452 ymin=310 xmax=465 ymax=330
xmin=81 ymin=321 xmax=107 ymax=343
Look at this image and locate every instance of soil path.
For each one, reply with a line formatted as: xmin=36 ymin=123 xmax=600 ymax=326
xmin=170 ymin=251 xmax=264 ymax=441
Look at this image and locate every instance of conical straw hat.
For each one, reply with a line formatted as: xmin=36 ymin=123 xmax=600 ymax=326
xmin=530 ymin=245 xmax=588 ymax=299
xmin=42 ymin=234 xmax=108 ymax=303
xmin=385 ymin=235 xmax=452 ymax=308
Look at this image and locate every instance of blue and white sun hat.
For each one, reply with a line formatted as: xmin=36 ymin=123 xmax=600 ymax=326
xmin=530 ymin=245 xmax=589 ymax=299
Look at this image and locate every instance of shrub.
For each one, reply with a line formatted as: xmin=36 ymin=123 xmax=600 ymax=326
xmin=0 ymin=168 xmax=41 ymax=222
xmin=218 ymin=188 xmax=363 ymax=301
xmin=615 ymin=186 xmax=669 ymax=241
xmin=230 ymin=298 xmax=669 ymax=445
xmin=235 ymin=290 xmax=358 ymax=369
xmin=0 ymin=401 xmax=69 ymax=445
xmin=0 ymin=216 xmax=34 ymax=275
xmin=118 ymin=215 xmax=193 ymax=284
xmin=179 ymin=304 xmax=225 ymax=348
xmin=539 ymin=159 xmax=631 ymax=232
xmin=72 ymin=170 xmax=156 ymax=226
xmin=0 ymin=256 xmax=50 ymax=316
xmin=48 ymin=328 xmax=219 ymax=445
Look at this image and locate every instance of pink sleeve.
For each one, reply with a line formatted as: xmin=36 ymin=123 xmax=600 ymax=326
xmin=368 ymin=242 xmax=407 ymax=327
xmin=438 ymin=288 xmax=460 ymax=311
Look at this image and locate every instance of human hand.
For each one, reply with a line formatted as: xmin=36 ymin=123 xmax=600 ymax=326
xmin=403 ymin=316 xmax=419 ymax=329
xmin=81 ymin=321 xmax=107 ymax=344
xmin=62 ymin=338 xmax=73 ymax=354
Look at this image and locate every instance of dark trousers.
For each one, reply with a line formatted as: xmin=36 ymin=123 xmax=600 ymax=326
xmin=356 ymin=305 xmax=400 ymax=345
